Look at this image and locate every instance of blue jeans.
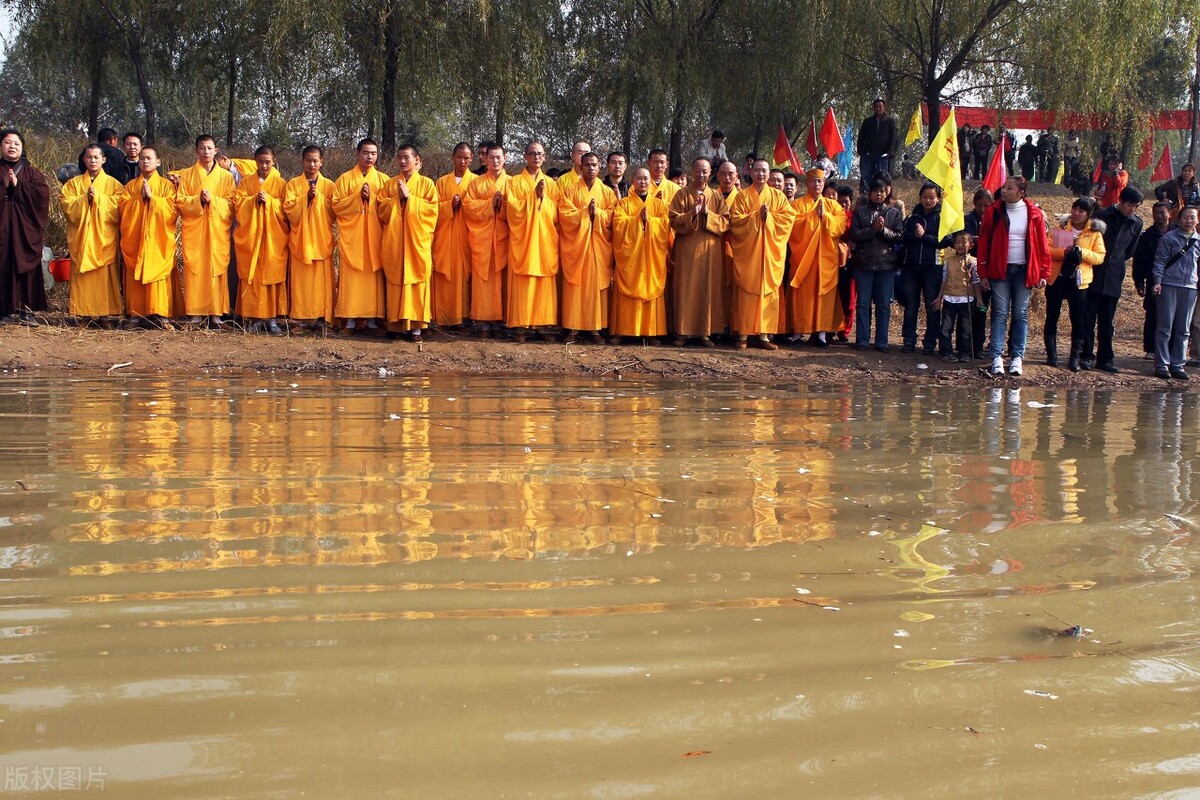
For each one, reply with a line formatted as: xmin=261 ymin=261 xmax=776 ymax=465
xmin=989 ymin=264 xmax=1032 ymax=360
xmin=854 ymin=268 xmax=896 ymax=347
xmin=859 ymin=154 xmax=892 ymax=193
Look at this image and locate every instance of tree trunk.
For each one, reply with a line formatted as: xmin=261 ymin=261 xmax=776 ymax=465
xmin=751 ymin=113 xmax=763 ymax=160
xmin=87 ymin=48 xmax=104 ymax=139
xmin=1190 ymin=33 xmax=1200 ymax=165
xmin=669 ymin=95 xmax=685 ymax=170
xmin=495 ymin=86 xmax=508 ymax=147
xmin=225 ymin=56 xmax=237 ymax=147
xmin=130 ymin=43 xmax=155 ymax=143
xmin=926 ymin=89 xmax=941 ymax=147
xmin=381 ymin=5 xmax=398 ymax=157
xmin=621 ymin=89 xmax=635 ymax=157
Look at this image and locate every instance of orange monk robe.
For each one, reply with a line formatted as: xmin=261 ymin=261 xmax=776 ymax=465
xmin=432 ymin=170 xmax=476 ymax=325
xmin=233 ymin=169 xmax=289 ymax=319
xmin=558 ymin=179 xmax=617 ymax=331
xmin=555 ymin=168 xmax=582 ymax=195
xmin=505 ymin=170 xmax=559 ymax=327
xmin=727 ymin=186 xmax=796 ymax=335
xmin=283 ymin=174 xmax=336 ymax=322
xmin=378 ymin=171 xmax=438 ymax=329
xmin=228 ymin=158 xmax=258 ymax=182
xmin=611 ymin=192 xmax=670 ymax=336
xmin=332 ymin=165 xmax=388 ymax=319
xmin=175 ymin=163 xmax=235 ymax=316
xmin=119 ymin=173 xmax=179 ymax=318
xmin=669 ymin=186 xmax=730 ymax=337
xmin=720 ymin=187 xmax=739 ymax=311
xmin=788 ymin=195 xmax=848 ymax=334
xmin=461 ymin=172 xmax=510 ymax=322
xmin=60 ymin=172 xmax=123 ymax=317
xmin=650 ymin=178 xmax=680 ymax=207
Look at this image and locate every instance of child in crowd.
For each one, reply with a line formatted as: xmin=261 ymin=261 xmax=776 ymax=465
xmin=933 ymin=231 xmax=982 ymax=362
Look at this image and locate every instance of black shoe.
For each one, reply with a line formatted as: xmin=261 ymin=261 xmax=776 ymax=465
xmin=875 ymin=345 xmax=890 ymax=354
xmin=1068 ymin=356 xmax=1081 ymax=372
xmin=922 ymin=345 xmax=935 ymax=356
xmin=1080 ymin=359 xmax=1094 ymax=371
xmin=855 ymin=343 xmax=869 ymax=352
xmin=1171 ymin=368 xmax=1190 ymax=381
xmin=901 ymin=344 xmax=915 ymax=354
xmin=1156 ymin=368 xmax=1173 ymax=379
xmin=1097 ymin=363 xmax=1119 ymax=374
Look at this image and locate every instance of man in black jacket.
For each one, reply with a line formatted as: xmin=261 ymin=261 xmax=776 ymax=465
xmin=76 ymin=128 xmax=126 ymax=182
xmin=856 ymin=98 xmax=897 ymax=194
xmin=1132 ymin=201 xmax=1173 ymax=357
xmin=1079 ymin=186 xmax=1144 ymax=372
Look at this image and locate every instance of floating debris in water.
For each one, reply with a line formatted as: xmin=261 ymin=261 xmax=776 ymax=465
xmin=917 ymin=363 xmax=929 ymax=370
xmin=1023 ymin=690 xmax=1058 ymax=700
xmin=1027 ymin=401 xmax=1056 ymax=408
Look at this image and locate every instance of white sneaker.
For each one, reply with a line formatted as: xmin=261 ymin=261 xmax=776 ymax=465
xmin=1009 ymin=357 xmax=1023 ymax=376
xmin=991 ymin=356 xmax=1004 ymax=375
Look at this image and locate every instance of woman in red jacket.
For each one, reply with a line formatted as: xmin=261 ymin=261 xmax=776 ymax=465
xmin=977 ymin=176 xmax=1051 ymax=376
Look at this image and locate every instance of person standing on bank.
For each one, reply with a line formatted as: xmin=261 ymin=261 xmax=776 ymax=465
xmin=856 ymin=98 xmax=897 ymax=194
xmin=848 ymin=175 xmax=903 ymax=351
xmin=1044 ymin=196 xmax=1106 ymax=371
xmin=900 ymin=182 xmax=949 ymax=355
xmin=1081 ymin=186 xmax=1144 ymax=372
xmin=977 ymin=176 xmax=1051 ymax=376
xmin=1151 ymin=205 xmax=1200 ymax=380
xmin=0 ymin=129 xmax=49 ymax=325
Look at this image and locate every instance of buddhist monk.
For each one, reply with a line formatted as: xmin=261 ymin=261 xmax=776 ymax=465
xmin=461 ymin=143 xmax=509 ymax=337
xmin=610 ymin=167 xmax=670 ymax=345
xmin=0 ymin=129 xmax=49 ymax=325
xmin=60 ymin=143 xmax=123 ymax=325
xmin=556 ymin=140 xmax=590 ymax=194
xmin=646 ymin=148 xmax=679 ymax=206
xmin=283 ymin=145 xmax=336 ymax=333
xmin=768 ymin=169 xmax=786 ymax=192
xmin=333 ymin=137 xmax=388 ymax=335
xmin=233 ymin=145 xmax=289 ymax=334
xmin=432 ymin=142 xmax=475 ymax=328
xmin=378 ymin=144 xmax=438 ymax=340
xmin=669 ymin=157 xmax=729 ymax=346
xmin=558 ymin=151 xmax=617 ymax=343
xmin=716 ymin=161 xmax=739 ymax=205
xmin=727 ymin=158 xmax=796 ymax=350
xmin=789 ymin=167 xmax=848 ymax=346
xmin=505 ymin=140 xmax=559 ymax=342
xmin=174 ymin=134 xmax=235 ymax=328
xmin=120 ymin=147 xmax=178 ymax=329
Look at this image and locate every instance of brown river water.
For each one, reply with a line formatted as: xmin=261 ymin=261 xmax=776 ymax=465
xmin=0 ymin=376 xmax=1197 ymax=799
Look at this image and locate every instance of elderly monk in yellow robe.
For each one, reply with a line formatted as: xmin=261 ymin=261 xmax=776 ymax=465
xmin=174 ymin=134 xmax=234 ymax=327
xmin=716 ymin=160 xmax=740 ymax=328
xmin=462 ymin=144 xmax=510 ymax=337
xmin=505 ymin=140 xmax=559 ymax=342
xmin=432 ymin=142 xmax=475 ymax=328
xmin=284 ymin=145 xmax=335 ymax=333
xmin=669 ymin=157 xmax=729 ymax=347
xmin=728 ymin=158 xmax=796 ymax=350
xmin=61 ymin=143 xmax=123 ymax=323
xmin=789 ymin=167 xmax=848 ymax=346
xmin=333 ymin=137 xmax=388 ymax=335
xmin=120 ymin=147 xmax=178 ymax=328
xmin=555 ymin=139 xmax=591 ymax=195
xmin=233 ymin=145 xmax=289 ymax=334
xmin=558 ymin=151 xmax=617 ymax=343
xmin=378 ymin=144 xmax=438 ymax=340
xmin=610 ymin=167 xmax=670 ymax=345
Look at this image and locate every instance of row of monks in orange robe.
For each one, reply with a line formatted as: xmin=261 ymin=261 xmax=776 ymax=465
xmin=60 ymin=137 xmax=849 ymax=344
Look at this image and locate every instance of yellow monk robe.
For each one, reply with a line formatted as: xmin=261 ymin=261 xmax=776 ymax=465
xmin=727 ymin=186 xmax=796 ymax=335
xmin=650 ymin=178 xmax=680 ymax=207
xmin=233 ymin=168 xmax=289 ymax=319
xmin=505 ymin=170 xmax=559 ymax=327
xmin=378 ymin=171 xmax=438 ymax=329
xmin=555 ymin=168 xmax=581 ymax=195
xmin=462 ymin=172 xmax=510 ymax=322
xmin=558 ymin=179 xmax=617 ymax=332
xmin=60 ymin=172 xmax=123 ymax=317
xmin=668 ymin=185 xmax=730 ymax=337
xmin=332 ymin=165 xmax=388 ymax=319
xmin=788 ymin=194 xmax=848 ymax=334
xmin=228 ymin=158 xmax=258 ymax=181
xmin=176 ymin=163 xmax=235 ymax=316
xmin=432 ymin=170 xmax=476 ymax=325
xmin=720 ymin=187 xmax=739 ymax=315
xmin=611 ymin=192 xmax=670 ymax=336
xmin=119 ymin=173 xmax=179 ymax=318
xmin=283 ymin=173 xmax=336 ymax=322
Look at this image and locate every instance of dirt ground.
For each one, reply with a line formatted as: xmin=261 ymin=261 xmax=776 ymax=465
xmin=0 ymin=309 xmax=1184 ymax=390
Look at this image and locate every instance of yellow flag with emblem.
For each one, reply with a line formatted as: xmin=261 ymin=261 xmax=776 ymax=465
xmin=904 ymin=106 xmax=923 ymax=146
xmin=915 ymin=107 xmax=963 ymax=241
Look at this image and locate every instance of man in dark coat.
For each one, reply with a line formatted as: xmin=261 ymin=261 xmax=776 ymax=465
xmin=856 ymin=98 xmax=898 ymax=193
xmin=1081 ymin=186 xmax=1144 ymax=372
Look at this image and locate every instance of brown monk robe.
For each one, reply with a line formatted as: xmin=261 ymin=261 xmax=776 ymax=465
xmin=669 ymin=157 xmax=729 ymax=346
xmin=0 ymin=129 xmax=50 ymax=323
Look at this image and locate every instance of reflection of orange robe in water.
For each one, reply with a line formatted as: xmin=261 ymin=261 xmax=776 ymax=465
xmin=727 ymin=185 xmax=795 ymax=335
xmin=611 ymin=192 xmax=670 ymax=336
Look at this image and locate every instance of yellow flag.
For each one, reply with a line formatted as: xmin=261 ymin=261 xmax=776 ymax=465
xmin=1055 ymin=160 xmax=1065 ymax=185
xmin=904 ymin=106 xmax=923 ymax=146
xmin=915 ymin=107 xmax=963 ymax=241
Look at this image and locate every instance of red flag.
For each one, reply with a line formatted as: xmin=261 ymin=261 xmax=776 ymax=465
xmin=805 ymin=117 xmax=819 ymax=161
xmin=1091 ymin=158 xmax=1104 ymax=185
xmin=820 ymin=107 xmax=844 ymax=158
xmin=981 ymin=137 xmax=1007 ymax=193
xmin=1137 ymin=134 xmax=1154 ymax=171
xmin=772 ymin=124 xmax=801 ymax=171
xmin=1152 ymin=142 xmax=1174 ymax=181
